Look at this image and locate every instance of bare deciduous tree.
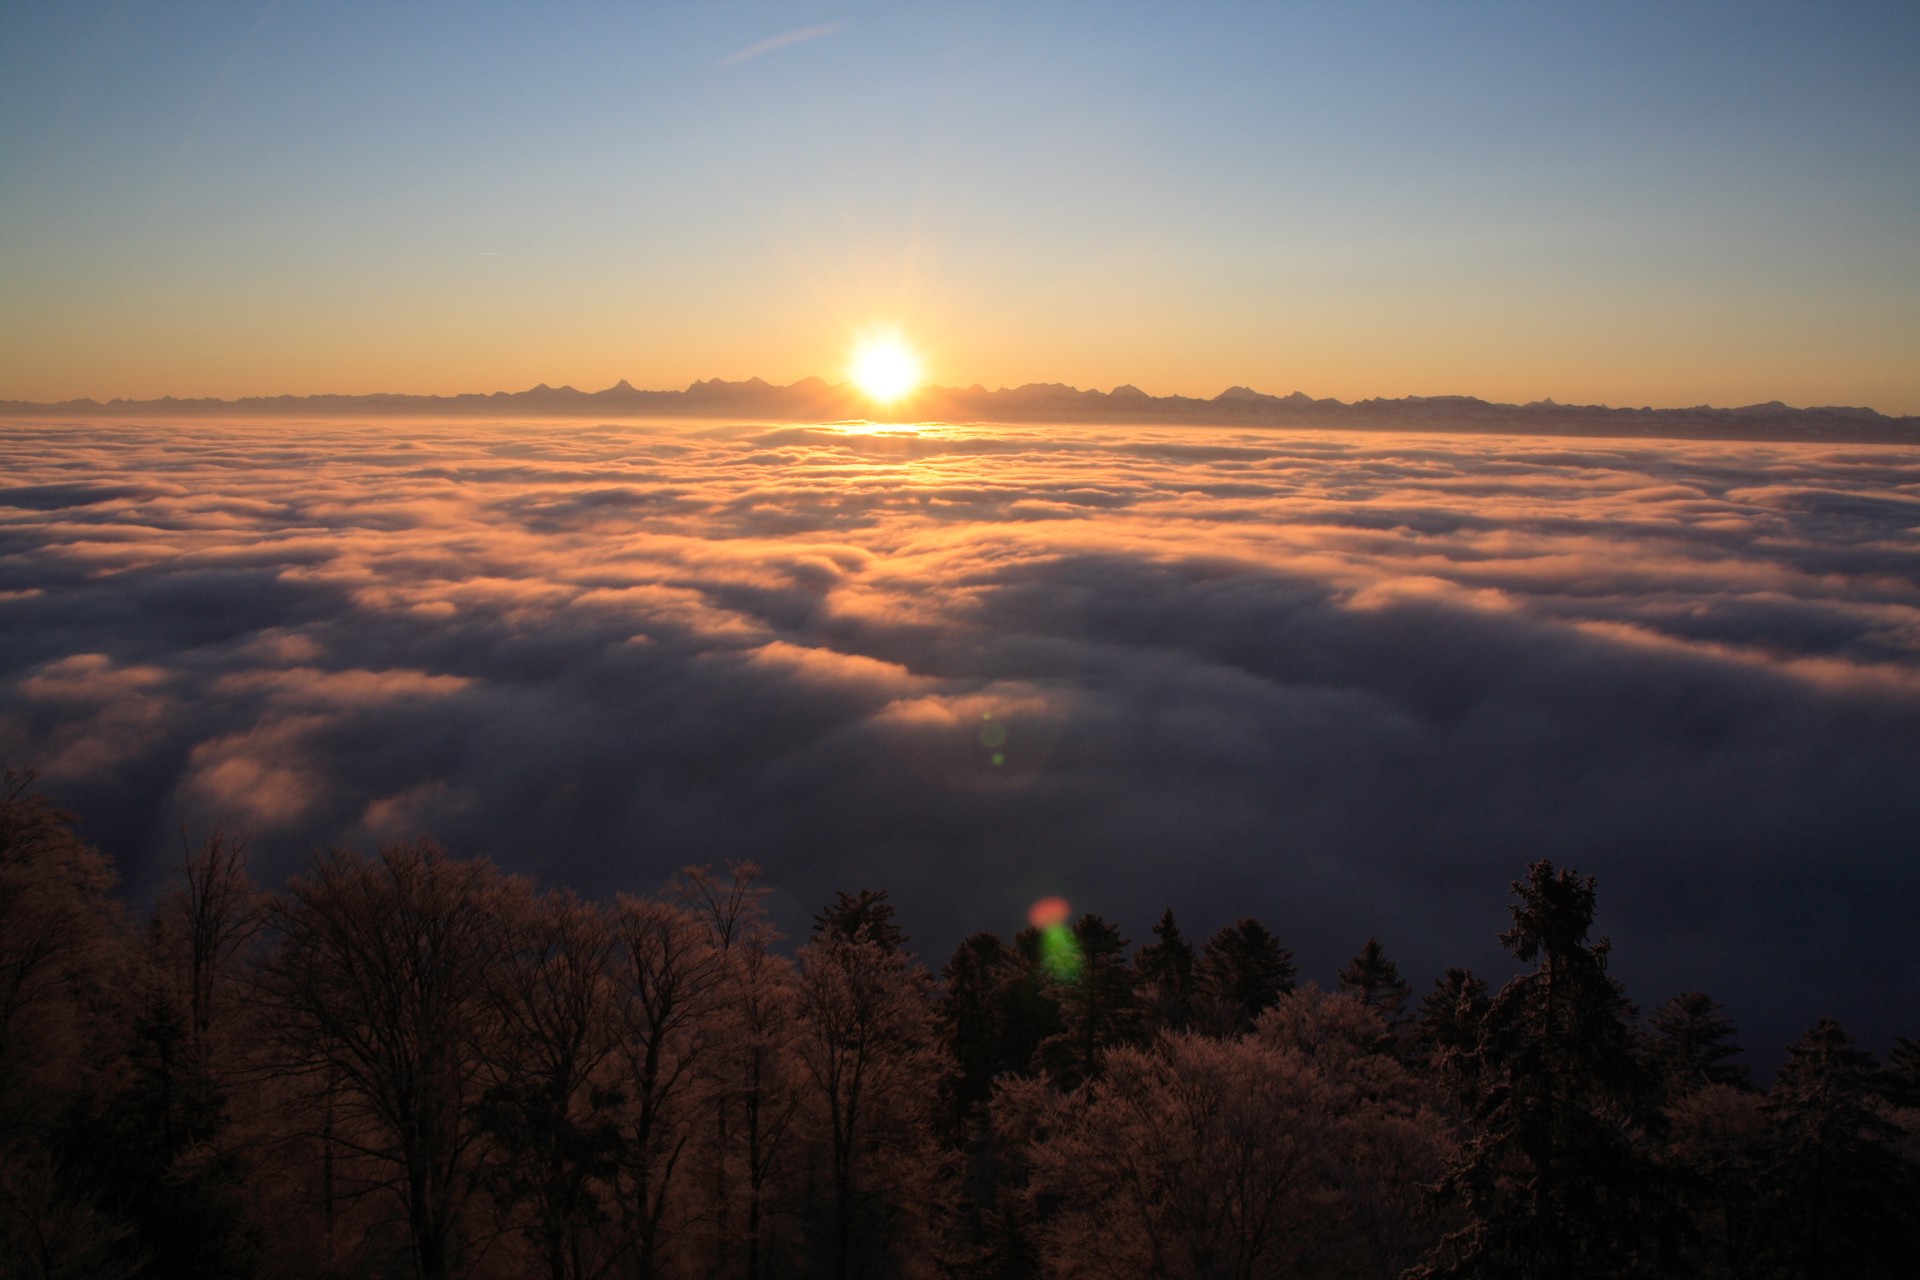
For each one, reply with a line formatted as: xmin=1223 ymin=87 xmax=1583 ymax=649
xmin=609 ymin=894 xmax=727 ymax=1280
xmin=1025 ymin=991 xmax=1452 ymax=1279
xmin=0 ymin=769 xmax=121 ymax=1095
xmin=257 ymin=840 xmax=514 ymax=1280
xmin=794 ymin=933 xmax=948 ymax=1280
xmin=484 ymin=887 xmax=622 ymax=1280
xmin=155 ymin=829 xmax=263 ymax=1059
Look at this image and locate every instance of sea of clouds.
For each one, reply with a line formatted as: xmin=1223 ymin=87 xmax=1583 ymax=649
xmin=3 ymin=415 xmax=1917 ymax=1059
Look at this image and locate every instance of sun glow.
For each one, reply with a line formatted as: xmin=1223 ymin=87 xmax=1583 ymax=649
xmin=849 ymin=337 xmax=922 ymax=403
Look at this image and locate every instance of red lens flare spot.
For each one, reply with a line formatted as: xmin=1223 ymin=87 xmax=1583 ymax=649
xmin=1028 ymin=896 xmax=1071 ymax=929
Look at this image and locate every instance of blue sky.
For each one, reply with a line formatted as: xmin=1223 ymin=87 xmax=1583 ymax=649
xmin=3 ymin=1 xmax=1916 ymax=409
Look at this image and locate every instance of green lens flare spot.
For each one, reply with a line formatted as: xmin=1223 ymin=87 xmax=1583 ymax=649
xmin=1040 ymin=923 xmax=1082 ymax=980
xmin=991 ymin=752 xmax=1005 ymax=766
xmin=979 ymin=721 xmax=1008 ymax=749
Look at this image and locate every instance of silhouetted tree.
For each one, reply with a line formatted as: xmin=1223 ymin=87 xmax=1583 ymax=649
xmin=0 ymin=770 xmax=132 ymax=1276
xmin=1194 ymin=917 xmax=1295 ymax=1035
xmin=685 ymin=864 xmax=802 ymax=1280
xmin=1662 ymin=1083 xmax=1768 ymax=1280
xmin=1419 ymin=967 xmax=1490 ymax=1084
xmin=0 ymin=769 xmax=121 ymax=1099
xmin=1880 ymin=1035 xmax=1920 ymax=1110
xmin=1133 ymin=909 xmax=1196 ymax=1034
xmin=939 ymin=932 xmax=1019 ymax=1118
xmin=812 ymin=889 xmax=905 ymax=954
xmin=481 ymin=887 xmax=623 ymax=1280
xmin=1038 ymin=914 xmax=1135 ymax=1088
xmin=609 ymin=893 xmax=728 ymax=1280
xmin=17 ymin=776 xmax=1920 ymax=1280
xmin=1338 ymin=936 xmax=1412 ymax=1043
xmin=257 ymin=840 xmax=512 ymax=1280
xmin=677 ymin=860 xmax=769 ymax=952
xmin=1754 ymin=1018 xmax=1916 ymax=1279
xmin=156 ymin=829 xmax=262 ymax=1058
xmin=1416 ymin=862 xmax=1668 ymax=1280
xmin=1003 ymin=928 xmax=1065 ymax=1075
xmin=67 ymin=989 xmax=258 ymax=1279
xmin=1644 ymin=992 xmax=1748 ymax=1097
xmin=0 ymin=1144 xmax=139 ymax=1279
xmin=793 ymin=933 xmax=947 ymax=1280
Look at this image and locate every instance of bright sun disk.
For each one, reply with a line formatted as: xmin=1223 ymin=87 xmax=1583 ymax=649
xmin=850 ymin=338 xmax=921 ymax=403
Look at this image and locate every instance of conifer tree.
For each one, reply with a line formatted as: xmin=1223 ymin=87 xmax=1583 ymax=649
xmin=1418 ymin=967 xmax=1491 ymax=1102
xmin=939 ymin=932 xmax=1019 ymax=1117
xmin=1133 ymin=909 xmax=1196 ymax=1034
xmin=76 ymin=989 xmax=258 ymax=1279
xmin=1039 ymin=914 xmax=1135 ymax=1088
xmin=812 ymin=888 xmax=906 ymax=954
xmin=1194 ymin=917 xmax=1296 ymax=1035
xmin=1755 ymin=1018 xmax=1916 ymax=1279
xmin=1414 ymin=861 xmax=1669 ymax=1280
xmin=1338 ymin=936 xmax=1412 ymax=1025
xmin=1419 ymin=967 xmax=1490 ymax=1054
xmin=1880 ymin=1035 xmax=1920 ymax=1110
xmin=1661 ymin=1081 xmax=1769 ymax=1280
xmin=1644 ymin=991 xmax=1749 ymax=1096
xmin=1004 ymin=927 xmax=1066 ymax=1074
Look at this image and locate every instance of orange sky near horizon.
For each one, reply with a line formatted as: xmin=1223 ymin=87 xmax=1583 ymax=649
xmin=10 ymin=289 xmax=1914 ymax=415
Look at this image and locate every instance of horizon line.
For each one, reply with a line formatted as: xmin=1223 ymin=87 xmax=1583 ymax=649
xmin=3 ymin=375 xmax=1913 ymax=420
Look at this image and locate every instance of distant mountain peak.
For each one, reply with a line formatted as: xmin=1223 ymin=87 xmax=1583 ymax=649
xmin=3 ymin=378 xmax=1911 ymax=444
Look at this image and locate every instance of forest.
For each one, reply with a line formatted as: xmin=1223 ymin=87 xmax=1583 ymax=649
xmin=2 ymin=767 xmax=1915 ymax=1280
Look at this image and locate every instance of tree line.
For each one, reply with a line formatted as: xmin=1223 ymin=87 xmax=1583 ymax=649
xmin=1 ymin=768 xmax=1915 ymax=1279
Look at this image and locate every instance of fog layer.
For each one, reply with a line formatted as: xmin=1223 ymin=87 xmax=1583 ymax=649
xmin=4 ymin=416 xmax=1917 ymax=1055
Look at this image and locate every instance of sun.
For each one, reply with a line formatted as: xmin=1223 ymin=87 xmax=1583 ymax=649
xmin=849 ymin=337 xmax=922 ymax=404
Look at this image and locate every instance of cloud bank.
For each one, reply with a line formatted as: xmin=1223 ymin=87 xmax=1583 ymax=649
xmin=3 ymin=416 xmax=1917 ymax=1059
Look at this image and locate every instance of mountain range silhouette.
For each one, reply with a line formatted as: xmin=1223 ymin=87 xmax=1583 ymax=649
xmin=6 ymin=378 xmax=1914 ymax=443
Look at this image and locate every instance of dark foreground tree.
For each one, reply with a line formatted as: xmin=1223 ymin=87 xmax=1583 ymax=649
xmin=1644 ymin=991 xmax=1748 ymax=1098
xmin=1133 ymin=909 xmax=1196 ymax=1034
xmin=1038 ymin=914 xmax=1135 ymax=1088
xmin=609 ymin=891 xmax=729 ymax=1279
xmin=939 ymin=932 xmax=1019 ymax=1120
xmin=1754 ymin=1018 xmax=1917 ymax=1279
xmin=1419 ymin=966 xmax=1491 ymax=1093
xmin=1024 ymin=991 xmax=1452 ymax=1279
xmin=1663 ymin=1082 xmax=1769 ymax=1279
xmin=1879 ymin=1034 xmax=1920 ymax=1110
xmin=0 ymin=769 xmax=121 ymax=1099
xmin=1415 ymin=862 xmax=1669 ymax=1279
xmin=0 ymin=770 xmax=134 ymax=1276
xmin=794 ymin=933 xmax=949 ymax=1280
xmin=1338 ymin=936 xmax=1411 ymax=1021
xmin=481 ymin=888 xmax=624 ymax=1280
xmin=257 ymin=840 xmax=512 ymax=1280
xmin=1194 ymin=917 xmax=1295 ymax=1035
xmin=813 ymin=888 xmax=906 ymax=954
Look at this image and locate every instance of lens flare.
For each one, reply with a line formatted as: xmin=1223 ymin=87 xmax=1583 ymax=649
xmin=1028 ymin=896 xmax=1081 ymax=979
xmin=1029 ymin=896 xmax=1071 ymax=929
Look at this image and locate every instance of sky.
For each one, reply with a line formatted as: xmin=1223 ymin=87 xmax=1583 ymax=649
xmin=3 ymin=416 xmax=1917 ymax=1064
xmin=2 ymin=0 xmax=1917 ymax=411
